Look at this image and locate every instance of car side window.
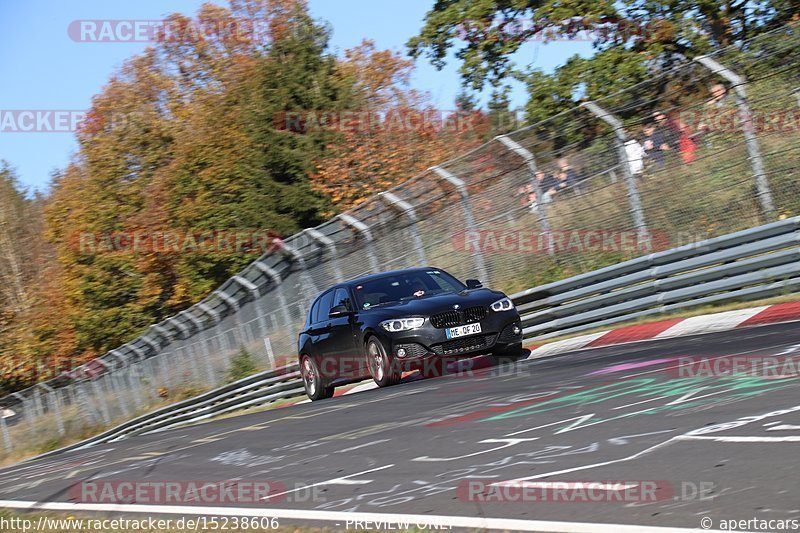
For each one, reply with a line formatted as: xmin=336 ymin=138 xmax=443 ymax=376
xmin=314 ymin=290 xmax=334 ymax=324
xmin=308 ymin=298 xmax=319 ymax=325
xmin=333 ymin=287 xmax=352 ymax=311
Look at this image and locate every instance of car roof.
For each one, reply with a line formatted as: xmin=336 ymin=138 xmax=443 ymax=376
xmin=342 ymin=267 xmax=444 ymax=287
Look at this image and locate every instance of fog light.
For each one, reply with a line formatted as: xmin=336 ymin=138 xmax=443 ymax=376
xmin=397 ymin=347 xmax=407 ymax=358
xmin=512 ymin=325 xmax=521 ymax=335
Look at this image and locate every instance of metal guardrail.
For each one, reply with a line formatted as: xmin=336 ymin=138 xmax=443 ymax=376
xmin=510 ymin=217 xmax=800 ymax=340
xmin=30 ymin=364 xmax=302 ymax=461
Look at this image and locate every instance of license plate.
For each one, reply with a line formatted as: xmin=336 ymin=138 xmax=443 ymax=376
xmin=446 ymin=322 xmax=482 ymax=339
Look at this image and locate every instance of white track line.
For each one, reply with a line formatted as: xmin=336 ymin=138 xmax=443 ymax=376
xmin=0 ymin=500 xmax=726 ymax=532
xmin=655 ymin=307 xmax=768 ymax=338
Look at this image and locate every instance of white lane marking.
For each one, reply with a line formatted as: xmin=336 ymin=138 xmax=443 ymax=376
xmin=495 ymin=481 xmax=639 ymax=491
xmin=413 ymin=438 xmax=539 ymax=462
xmin=505 ymin=415 xmax=594 ymax=436
xmin=344 ymin=381 xmax=378 ymax=395
xmin=612 ymin=395 xmax=671 ymax=410
xmin=0 ymin=500 xmax=726 ymax=532
xmin=261 ymin=464 xmax=394 ymax=500
xmin=500 ymin=403 xmax=800 ymax=486
xmin=655 ymin=307 xmax=768 ymax=338
xmin=526 ymin=333 xmax=607 ymax=359
xmin=494 ymin=438 xmax=679 ymax=486
xmin=767 ymin=424 xmax=800 ymax=431
xmin=677 ymin=435 xmax=800 ymax=443
xmin=336 ymin=439 xmax=390 ymax=453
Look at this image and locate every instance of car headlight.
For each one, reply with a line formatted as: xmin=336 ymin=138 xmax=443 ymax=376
xmin=380 ymin=318 xmax=425 ymax=332
xmin=490 ymin=297 xmax=514 ymax=312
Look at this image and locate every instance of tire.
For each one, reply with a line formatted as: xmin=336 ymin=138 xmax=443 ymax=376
xmin=300 ymin=355 xmax=334 ymax=401
xmin=490 ymin=342 xmax=523 ymax=365
xmin=366 ymin=337 xmax=401 ymax=387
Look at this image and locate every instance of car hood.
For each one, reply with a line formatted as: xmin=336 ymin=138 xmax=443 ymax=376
xmin=364 ymin=288 xmax=505 ymax=316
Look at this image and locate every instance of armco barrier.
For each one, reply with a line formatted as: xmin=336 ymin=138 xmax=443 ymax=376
xmin=510 ymin=217 xmax=800 ymax=340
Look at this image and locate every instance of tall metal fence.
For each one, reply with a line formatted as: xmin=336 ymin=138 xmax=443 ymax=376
xmin=1 ymin=22 xmax=798 ymax=458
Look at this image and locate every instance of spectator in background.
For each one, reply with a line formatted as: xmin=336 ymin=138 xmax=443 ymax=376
xmin=642 ymin=123 xmax=663 ymax=168
xmin=624 ymin=137 xmax=645 ymax=177
xmin=705 ymin=83 xmax=733 ymax=109
xmin=534 ymin=170 xmax=556 ymax=203
xmin=676 ymin=118 xmax=698 ymax=164
xmin=556 ymin=158 xmax=583 ymax=193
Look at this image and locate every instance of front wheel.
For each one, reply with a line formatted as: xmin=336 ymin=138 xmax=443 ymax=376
xmin=301 ymin=355 xmax=334 ymax=401
xmin=367 ymin=337 xmax=401 ymax=387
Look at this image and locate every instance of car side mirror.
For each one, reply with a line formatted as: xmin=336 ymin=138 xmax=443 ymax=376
xmin=329 ymin=305 xmax=352 ymax=318
xmin=466 ymin=279 xmax=483 ymax=289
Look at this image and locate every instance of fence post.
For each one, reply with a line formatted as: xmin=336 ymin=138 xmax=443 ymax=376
xmin=429 ymin=166 xmax=489 ymax=280
xmin=197 ymin=301 xmax=231 ymax=372
xmin=277 ymin=241 xmax=320 ymax=307
xmin=338 ymin=213 xmax=380 ymax=274
xmin=304 ymin=228 xmax=344 ymax=283
xmin=694 ymin=55 xmax=775 ymax=221
xmin=0 ymin=414 xmax=11 ymax=452
xmin=254 ymin=261 xmax=297 ymax=345
xmin=378 ymin=191 xmax=427 ymax=266
xmin=493 ymin=135 xmax=555 ymax=256
xmin=106 ymin=353 xmax=131 ymax=418
xmin=581 ymin=101 xmax=650 ymax=249
xmin=177 ymin=311 xmax=217 ymax=385
xmin=39 ymin=383 xmax=64 ymax=436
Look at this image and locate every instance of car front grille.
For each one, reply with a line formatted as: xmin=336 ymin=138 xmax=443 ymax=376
xmin=432 ymin=334 xmax=496 ymax=356
xmin=430 ymin=306 xmax=487 ymax=328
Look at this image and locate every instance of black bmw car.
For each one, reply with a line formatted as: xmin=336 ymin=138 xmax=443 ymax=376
xmin=297 ymin=267 xmax=522 ymax=400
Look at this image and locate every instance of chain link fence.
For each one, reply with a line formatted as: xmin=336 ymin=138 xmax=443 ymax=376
xmin=2 ymin=22 xmax=799 ymax=460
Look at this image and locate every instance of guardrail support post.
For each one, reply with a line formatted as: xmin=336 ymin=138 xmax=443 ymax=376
xmin=695 ymin=55 xmax=775 ymax=221
xmin=429 ymin=166 xmax=490 ymax=280
xmin=495 ymin=135 xmax=555 ymax=256
xmin=339 ymin=213 xmax=380 ymax=274
xmin=304 ymin=228 xmax=344 ymax=283
xmin=581 ymin=101 xmax=650 ymax=250
xmin=378 ymin=192 xmax=427 ymax=266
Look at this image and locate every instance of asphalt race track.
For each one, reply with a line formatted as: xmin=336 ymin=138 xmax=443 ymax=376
xmin=2 ymin=321 xmax=800 ymax=532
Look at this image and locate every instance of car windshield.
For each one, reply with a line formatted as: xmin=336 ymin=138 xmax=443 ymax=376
xmin=353 ymin=269 xmax=466 ymax=309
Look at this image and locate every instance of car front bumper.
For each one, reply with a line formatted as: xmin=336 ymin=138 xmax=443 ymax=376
xmin=379 ymin=310 xmax=522 ymax=367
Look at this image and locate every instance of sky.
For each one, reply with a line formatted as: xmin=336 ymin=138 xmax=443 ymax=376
xmin=0 ymin=0 xmax=594 ymax=192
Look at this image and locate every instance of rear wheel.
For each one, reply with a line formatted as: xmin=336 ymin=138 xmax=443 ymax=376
xmin=367 ymin=337 xmax=400 ymax=387
xmin=301 ymin=355 xmax=334 ymax=401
